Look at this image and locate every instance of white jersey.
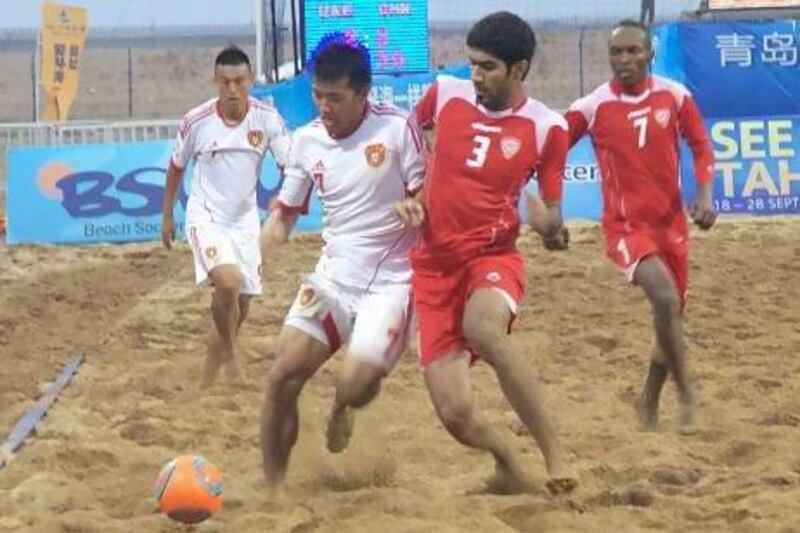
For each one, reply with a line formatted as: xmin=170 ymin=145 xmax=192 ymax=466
xmin=278 ymin=103 xmax=425 ymax=289
xmin=172 ymin=97 xmax=291 ymax=226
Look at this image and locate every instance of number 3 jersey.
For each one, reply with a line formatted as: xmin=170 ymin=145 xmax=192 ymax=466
xmin=413 ymin=75 xmax=568 ymax=269
xmin=565 ymin=75 xmax=714 ymax=235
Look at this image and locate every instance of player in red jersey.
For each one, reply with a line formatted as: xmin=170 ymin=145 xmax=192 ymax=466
xmin=396 ymin=11 xmax=577 ymax=494
xmin=565 ymin=20 xmax=716 ymax=431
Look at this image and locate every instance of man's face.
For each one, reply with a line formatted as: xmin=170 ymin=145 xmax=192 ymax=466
xmin=214 ymin=63 xmax=253 ymax=118
xmin=468 ymin=47 xmax=524 ymax=112
xmin=609 ymin=27 xmax=653 ymax=87
xmin=312 ymin=77 xmax=368 ymax=138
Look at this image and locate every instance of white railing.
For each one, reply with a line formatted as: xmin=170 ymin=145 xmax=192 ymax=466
xmin=0 ymin=119 xmax=181 ymax=212
xmin=0 ymin=119 xmax=180 ymax=147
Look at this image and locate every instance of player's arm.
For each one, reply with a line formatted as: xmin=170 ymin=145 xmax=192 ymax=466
xmin=396 ymin=113 xmax=428 ymax=227
xmin=680 ymin=96 xmax=717 ymax=230
xmin=533 ymin=124 xmax=570 ymax=250
xmin=162 ymin=122 xmax=193 ymax=250
xmin=259 ymin=137 xmax=311 ymax=258
xmin=564 ymin=105 xmax=590 ymax=148
xmin=260 ymin=204 xmax=300 ymax=248
xmin=266 ymin=110 xmax=291 ymax=172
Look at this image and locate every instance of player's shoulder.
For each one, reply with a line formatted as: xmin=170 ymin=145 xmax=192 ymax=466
xmin=569 ymin=82 xmax=615 ymax=114
xmin=433 ymin=75 xmax=475 ymax=104
xmin=650 ymin=75 xmax=691 ymax=104
xmin=370 ymin=102 xmax=411 ymax=123
xmin=292 ymin=117 xmax=327 ymax=145
xmin=179 ymin=98 xmax=217 ymax=132
xmin=519 ymin=98 xmax=568 ymax=131
xmin=248 ymin=97 xmax=282 ymax=117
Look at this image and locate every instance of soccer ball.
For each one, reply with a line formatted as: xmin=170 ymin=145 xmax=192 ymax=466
xmin=152 ymin=454 xmax=223 ymax=524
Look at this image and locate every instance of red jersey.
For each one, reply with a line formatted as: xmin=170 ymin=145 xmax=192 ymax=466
xmin=413 ymin=76 xmax=568 ymax=268
xmin=565 ymin=75 xmax=714 ymax=235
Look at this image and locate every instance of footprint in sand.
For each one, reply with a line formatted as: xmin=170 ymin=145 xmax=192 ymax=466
xmin=582 ymin=334 xmax=620 ymax=353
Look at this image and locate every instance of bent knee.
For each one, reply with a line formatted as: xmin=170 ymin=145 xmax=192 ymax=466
xmin=338 ymin=359 xmax=384 ymax=407
xmin=436 ymin=397 xmax=474 ymax=439
xmin=268 ymin=355 xmax=312 ymax=400
xmin=211 ymin=268 xmax=243 ymax=296
xmin=463 ymin=320 xmax=505 ymax=358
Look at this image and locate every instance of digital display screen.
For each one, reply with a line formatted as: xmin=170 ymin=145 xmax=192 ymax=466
xmin=303 ymin=1 xmax=430 ymax=74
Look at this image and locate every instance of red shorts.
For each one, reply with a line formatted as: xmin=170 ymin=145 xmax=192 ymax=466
xmin=604 ymin=228 xmax=688 ymax=307
xmin=412 ymin=252 xmax=525 ymax=369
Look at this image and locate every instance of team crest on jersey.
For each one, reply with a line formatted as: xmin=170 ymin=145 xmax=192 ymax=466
xmin=654 ymin=108 xmax=671 ymax=128
xmin=500 ymin=137 xmax=522 ymax=160
xmin=365 ymin=143 xmax=387 ymax=167
xmin=247 ymin=129 xmax=264 ymax=148
xmin=204 ymin=246 xmax=218 ymax=260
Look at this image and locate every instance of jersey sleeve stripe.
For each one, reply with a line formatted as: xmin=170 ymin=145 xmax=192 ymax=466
xmin=180 ymin=106 xmax=215 ymax=137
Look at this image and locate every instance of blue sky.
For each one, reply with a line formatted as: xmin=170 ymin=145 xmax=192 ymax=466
xmin=1 ymin=1 xmax=702 ymax=28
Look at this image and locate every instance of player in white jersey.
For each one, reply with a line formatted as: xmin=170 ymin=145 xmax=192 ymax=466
xmin=259 ymin=33 xmax=425 ymax=487
xmin=162 ymin=46 xmax=290 ymax=389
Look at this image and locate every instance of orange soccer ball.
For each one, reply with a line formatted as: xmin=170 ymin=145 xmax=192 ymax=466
xmin=152 ymin=455 xmax=223 ymax=524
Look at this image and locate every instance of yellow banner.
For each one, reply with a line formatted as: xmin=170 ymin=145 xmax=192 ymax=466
xmin=41 ymin=3 xmax=89 ymax=121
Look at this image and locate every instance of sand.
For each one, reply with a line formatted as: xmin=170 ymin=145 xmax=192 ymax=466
xmin=1 ymin=218 xmax=800 ymax=532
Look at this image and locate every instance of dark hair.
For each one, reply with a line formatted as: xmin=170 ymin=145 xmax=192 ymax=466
xmin=466 ymin=11 xmax=537 ymax=79
xmin=215 ymin=45 xmax=251 ymax=70
xmin=613 ymin=19 xmax=653 ymax=49
xmin=308 ymin=32 xmax=371 ymax=91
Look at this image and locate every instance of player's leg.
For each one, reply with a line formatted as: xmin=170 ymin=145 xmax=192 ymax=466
xmin=637 ymin=341 xmax=668 ymax=431
xmin=326 ymin=285 xmax=412 ymax=453
xmin=416 ymin=267 xmax=539 ymax=492
xmin=206 ymin=264 xmax=245 ymax=385
xmin=202 ymin=293 xmax=251 ymax=388
xmin=261 ymin=324 xmax=330 ymax=486
xmin=262 ymin=275 xmax=350 ymax=484
xmin=633 ymin=255 xmax=694 ymax=429
xmin=462 ymin=287 xmax=576 ymax=494
xmin=187 ymin=224 xmax=243 ymax=388
xmin=425 ymin=350 xmax=526 ymax=485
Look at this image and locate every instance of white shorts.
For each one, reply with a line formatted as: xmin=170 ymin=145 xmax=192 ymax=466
xmin=284 ymin=272 xmax=414 ymax=373
xmin=186 ymin=220 xmax=261 ymax=295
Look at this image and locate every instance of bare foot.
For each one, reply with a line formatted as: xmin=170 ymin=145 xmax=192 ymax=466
xmin=636 ymin=394 xmax=659 ymax=432
xmin=485 ymin=456 xmax=530 ymax=494
xmin=223 ymin=358 xmax=246 ymax=387
xmin=544 ymin=460 xmax=579 ymax=495
xmin=326 ymin=405 xmax=354 ymax=453
xmin=199 ymin=357 xmax=222 ymax=390
xmin=678 ymin=396 xmax=697 ymax=435
xmin=546 ymin=476 xmax=579 ymax=495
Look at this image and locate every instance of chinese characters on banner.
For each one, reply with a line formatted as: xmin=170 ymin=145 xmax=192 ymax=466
xmin=41 ymin=3 xmax=88 ymax=122
xmin=368 ymin=81 xmax=432 ymax=108
xmin=716 ymin=31 xmax=797 ymax=67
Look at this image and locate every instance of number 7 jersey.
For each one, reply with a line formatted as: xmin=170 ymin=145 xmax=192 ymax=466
xmin=413 ymin=76 xmax=568 ymax=269
xmin=565 ymin=75 xmax=714 ymax=234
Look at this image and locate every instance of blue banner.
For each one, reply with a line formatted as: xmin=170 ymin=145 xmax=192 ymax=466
xmin=682 ymin=115 xmax=800 ymax=215
xmin=7 ymin=66 xmax=476 ymax=245
xmin=251 ymin=64 xmax=471 ymax=130
xmin=524 ymin=138 xmax=602 ymax=222
xmin=652 ymin=21 xmax=800 ymax=119
xmin=5 ymin=141 xmax=299 ymax=245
